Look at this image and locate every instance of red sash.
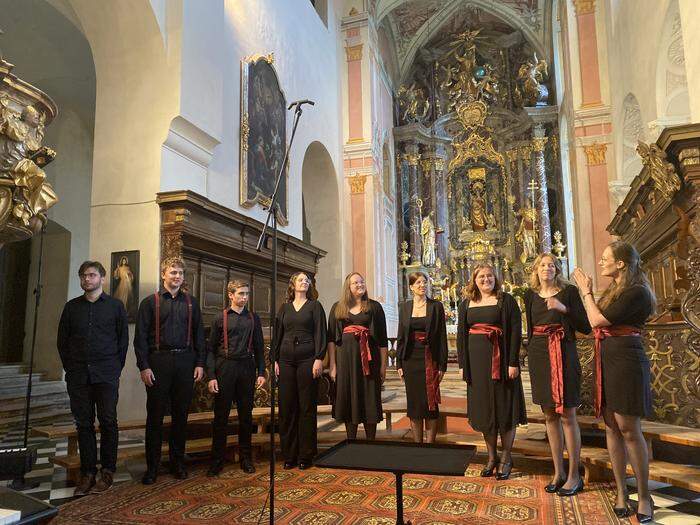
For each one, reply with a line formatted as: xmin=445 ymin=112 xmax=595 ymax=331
xmin=593 ymin=325 xmax=641 ymax=417
xmin=533 ymin=324 xmax=566 ymax=415
xmin=343 ymin=325 xmax=372 ymax=376
xmin=413 ymin=331 xmax=441 ymax=411
xmin=154 ymin=292 xmax=192 ymax=350
xmin=222 ymin=309 xmax=255 ymax=358
xmin=468 ymin=324 xmax=504 ymax=380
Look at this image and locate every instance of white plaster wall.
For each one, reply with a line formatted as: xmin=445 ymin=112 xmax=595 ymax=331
xmin=679 ymin=0 xmax=700 ymax=121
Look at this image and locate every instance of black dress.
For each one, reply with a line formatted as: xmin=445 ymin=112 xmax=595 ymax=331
xmin=457 ymin=294 xmax=527 ymax=435
xmin=599 ymin=285 xmax=654 ymax=417
xmin=328 ymin=300 xmax=387 ymax=425
xmin=396 ymin=299 xmax=449 ymax=420
xmin=525 ymin=285 xmax=590 ymax=409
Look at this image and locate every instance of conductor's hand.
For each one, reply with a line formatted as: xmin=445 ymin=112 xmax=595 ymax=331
xmin=193 ymin=366 xmax=204 ymax=382
xmin=508 ymin=366 xmax=520 ymax=380
xmin=140 ymin=368 xmax=155 ymax=387
xmin=329 ymin=364 xmax=337 ymax=382
xmin=572 ymin=267 xmax=593 ymax=294
xmin=208 ymin=379 xmax=219 ymax=394
xmin=397 ymin=368 xmax=404 ymax=380
xmin=274 ymin=362 xmax=280 ymax=378
xmin=312 ymin=359 xmax=323 ymax=379
xmin=438 ymin=370 xmax=445 ymax=383
xmin=545 ymin=297 xmax=567 ymax=314
xmin=256 ymin=376 xmax=267 ymax=389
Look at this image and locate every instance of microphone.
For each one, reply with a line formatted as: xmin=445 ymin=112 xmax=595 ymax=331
xmin=288 ymin=99 xmax=315 ymax=109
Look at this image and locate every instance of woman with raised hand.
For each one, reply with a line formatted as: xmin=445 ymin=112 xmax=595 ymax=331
xmin=396 ymin=271 xmax=448 ymax=443
xmin=328 ymin=272 xmax=388 ymax=440
xmin=457 ymin=264 xmax=526 ymax=480
xmin=525 ymin=254 xmax=591 ymax=496
xmin=572 ymin=242 xmax=655 ymax=522
xmin=272 ymin=272 xmax=327 ymax=470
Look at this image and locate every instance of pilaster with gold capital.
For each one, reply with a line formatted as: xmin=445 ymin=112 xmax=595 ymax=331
xmin=583 ymin=143 xmax=607 ymax=166
xmin=573 ymin=0 xmax=596 ymax=16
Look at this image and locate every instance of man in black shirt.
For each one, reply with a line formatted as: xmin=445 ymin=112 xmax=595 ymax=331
xmin=134 ymin=257 xmax=205 ymax=484
xmin=57 ymin=261 xmax=129 ymax=496
xmin=206 ymin=280 xmax=266 ymax=476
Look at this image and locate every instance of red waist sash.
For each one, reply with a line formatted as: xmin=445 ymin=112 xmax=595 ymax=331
xmin=343 ymin=325 xmax=371 ymax=376
xmin=533 ymin=324 xmax=566 ymax=415
xmin=413 ymin=331 xmax=441 ymax=411
xmin=593 ymin=325 xmax=641 ymax=417
xmin=469 ymin=324 xmax=504 ymax=380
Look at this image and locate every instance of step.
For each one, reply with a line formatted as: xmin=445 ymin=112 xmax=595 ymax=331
xmin=0 ymin=364 xmax=27 ymax=377
xmin=0 ymin=381 xmax=67 ymax=400
xmin=0 ymin=374 xmax=47 ymax=389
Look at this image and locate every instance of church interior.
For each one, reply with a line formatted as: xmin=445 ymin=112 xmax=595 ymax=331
xmin=1 ymin=0 xmax=700 ymax=523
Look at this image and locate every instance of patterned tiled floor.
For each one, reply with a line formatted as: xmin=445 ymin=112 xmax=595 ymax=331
xmin=1 ymin=369 xmax=699 ymax=524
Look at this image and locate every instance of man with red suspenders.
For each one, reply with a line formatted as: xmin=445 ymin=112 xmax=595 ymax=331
xmin=134 ymin=257 xmax=205 ymax=484
xmin=206 ymin=280 xmax=266 ymax=476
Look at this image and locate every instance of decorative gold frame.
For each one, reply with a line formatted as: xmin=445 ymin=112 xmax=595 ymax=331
xmin=239 ymin=53 xmax=289 ymax=225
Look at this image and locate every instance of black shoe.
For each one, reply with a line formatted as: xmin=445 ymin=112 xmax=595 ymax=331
xmin=480 ymin=459 xmax=499 ymax=477
xmin=171 ymin=465 xmax=188 ymax=479
xmin=636 ymin=496 xmax=654 ymax=523
xmin=496 ymin=461 xmax=513 ymax=480
xmin=207 ymin=462 xmax=224 ymax=477
xmin=613 ymin=504 xmax=630 ymax=518
xmin=283 ymin=461 xmax=297 ymax=470
xmin=240 ymin=459 xmax=256 ymax=474
xmin=544 ymin=477 xmax=566 ymax=493
xmin=141 ymin=471 xmax=157 ymax=485
xmin=298 ymin=461 xmax=311 ymax=470
xmin=557 ymin=478 xmax=584 ymax=497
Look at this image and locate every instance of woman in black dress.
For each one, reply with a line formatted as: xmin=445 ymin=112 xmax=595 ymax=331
xmin=572 ymin=241 xmax=655 ymax=522
xmin=525 ymin=254 xmax=591 ymax=495
xmin=328 ymin=272 xmax=388 ymax=440
xmin=457 ymin=264 xmax=526 ymax=480
xmin=272 ymin=271 xmax=327 ymax=470
xmin=396 ymin=272 xmax=448 ymax=443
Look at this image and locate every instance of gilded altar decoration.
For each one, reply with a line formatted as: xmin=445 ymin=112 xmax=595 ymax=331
xmin=636 ymin=140 xmax=682 ymax=201
xmin=514 ymin=55 xmax=549 ymax=107
xmin=239 ymin=53 xmax=288 ymax=225
xmin=0 ymin=52 xmax=58 ymax=246
xmin=398 ymin=82 xmax=430 ymax=123
xmin=552 ymin=230 xmax=567 ymax=259
xmin=420 ymin=211 xmax=436 ymax=266
xmin=399 ymin=240 xmax=410 ymax=266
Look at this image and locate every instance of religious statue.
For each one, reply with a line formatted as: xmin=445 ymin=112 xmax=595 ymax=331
xmin=468 ymin=181 xmax=495 ymax=232
xmin=0 ymin=97 xmax=58 ymax=239
xmin=474 ymin=63 xmax=499 ymax=104
xmin=636 ymin=140 xmax=682 ymax=201
xmin=420 ymin=211 xmax=436 ymax=266
xmin=514 ymin=54 xmax=549 ymax=107
xmin=516 ymin=205 xmax=539 ymax=263
xmin=398 ymin=82 xmax=430 ymax=123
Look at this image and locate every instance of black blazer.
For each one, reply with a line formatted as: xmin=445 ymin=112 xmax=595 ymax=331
xmin=456 ymin=292 xmax=521 ymax=383
xmin=523 ymin=284 xmax=591 ymax=343
xmin=396 ymin=298 xmax=448 ymax=372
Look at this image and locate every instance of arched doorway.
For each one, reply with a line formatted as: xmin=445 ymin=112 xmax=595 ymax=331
xmin=301 ymin=141 xmax=341 ymax=309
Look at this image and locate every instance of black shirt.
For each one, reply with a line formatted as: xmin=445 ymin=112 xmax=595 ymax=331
xmin=206 ymin=306 xmax=265 ymax=378
xmin=601 ymin=285 xmax=655 ymax=328
xmin=133 ymin=289 xmax=206 ymax=370
xmin=272 ymin=300 xmax=327 ymax=362
xmin=57 ymin=292 xmax=129 ymax=384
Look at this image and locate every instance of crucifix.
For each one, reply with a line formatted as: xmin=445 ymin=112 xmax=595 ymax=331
xmin=527 ymin=178 xmax=539 ymax=209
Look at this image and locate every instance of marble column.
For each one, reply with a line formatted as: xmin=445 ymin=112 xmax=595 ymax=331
xmin=404 ymin=143 xmax=422 ymax=264
xmin=532 ymin=129 xmax=552 ymax=253
xmin=431 ymin=147 xmax=449 ymax=264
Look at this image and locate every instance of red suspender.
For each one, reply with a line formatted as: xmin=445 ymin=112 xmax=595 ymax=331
xmin=154 ymin=291 xmax=192 ymax=350
xmin=222 ymin=309 xmax=255 ymax=357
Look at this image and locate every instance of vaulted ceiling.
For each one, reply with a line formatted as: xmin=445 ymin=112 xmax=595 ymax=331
xmin=375 ymin=0 xmax=552 ymax=85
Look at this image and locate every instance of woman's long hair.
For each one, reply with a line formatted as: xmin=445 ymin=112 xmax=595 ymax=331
xmin=464 ymin=264 xmax=502 ymax=302
xmin=598 ymin=241 xmax=656 ymax=310
xmin=529 ymin=253 xmax=569 ymax=291
xmin=285 ymin=271 xmax=319 ymax=302
xmin=334 ymin=272 xmax=370 ymax=320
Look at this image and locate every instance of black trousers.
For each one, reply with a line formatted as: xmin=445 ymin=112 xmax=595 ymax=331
xmin=211 ymin=357 xmax=256 ymax=463
xmin=278 ymin=342 xmax=318 ymax=463
xmin=145 ymin=351 xmax=195 ymax=473
xmin=66 ymin=379 xmax=119 ymax=475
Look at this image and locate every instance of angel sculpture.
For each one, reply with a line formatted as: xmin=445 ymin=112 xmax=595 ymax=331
xmin=398 ymin=82 xmax=430 ymax=123
xmin=514 ymin=54 xmax=549 ymax=107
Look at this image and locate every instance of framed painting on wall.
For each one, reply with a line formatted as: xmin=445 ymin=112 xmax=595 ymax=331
xmin=239 ymin=53 xmax=289 ymax=225
xmin=110 ymin=250 xmax=139 ymax=322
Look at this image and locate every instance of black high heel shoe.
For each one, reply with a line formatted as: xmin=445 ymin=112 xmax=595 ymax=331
xmin=480 ymin=459 xmax=499 ymax=477
xmin=613 ymin=490 xmax=631 ymax=518
xmin=496 ymin=461 xmax=513 ymax=480
xmin=636 ymin=496 xmax=654 ymax=524
xmin=556 ymin=477 xmax=584 ymax=496
xmin=544 ymin=477 xmax=566 ymax=493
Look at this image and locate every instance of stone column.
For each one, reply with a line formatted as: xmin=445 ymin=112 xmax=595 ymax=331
xmin=532 ymin=129 xmax=552 ymax=253
xmin=404 ymin=143 xmax=421 ymax=264
xmin=432 ymin=147 xmax=449 ymax=263
xmin=348 ymin=174 xmax=368 ymax=276
xmin=582 ymin=142 xmax=612 ymax=287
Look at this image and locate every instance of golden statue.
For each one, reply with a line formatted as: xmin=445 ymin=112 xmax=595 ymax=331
xmin=514 ymin=54 xmax=549 ymax=107
xmin=397 ymin=82 xmax=430 ymax=123
xmin=468 ymin=181 xmax=495 ymax=232
xmin=636 ymin=140 xmax=682 ymax=201
xmin=420 ymin=211 xmax=436 ymax=266
xmin=516 ymin=205 xmax=539 ymax=263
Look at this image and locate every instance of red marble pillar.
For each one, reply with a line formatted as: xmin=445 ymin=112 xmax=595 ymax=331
xmin=583 ymin=143 xmax=612 ymax=287
xmin=573 ymin=0 xmax=603 ymax=106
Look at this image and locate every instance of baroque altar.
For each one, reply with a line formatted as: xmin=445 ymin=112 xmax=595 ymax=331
xmin=393 ymin=19 xmax=568 ymax=329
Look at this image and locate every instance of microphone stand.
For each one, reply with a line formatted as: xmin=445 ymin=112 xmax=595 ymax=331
xmin=256 ymin=101 xmax=308 ymax=525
